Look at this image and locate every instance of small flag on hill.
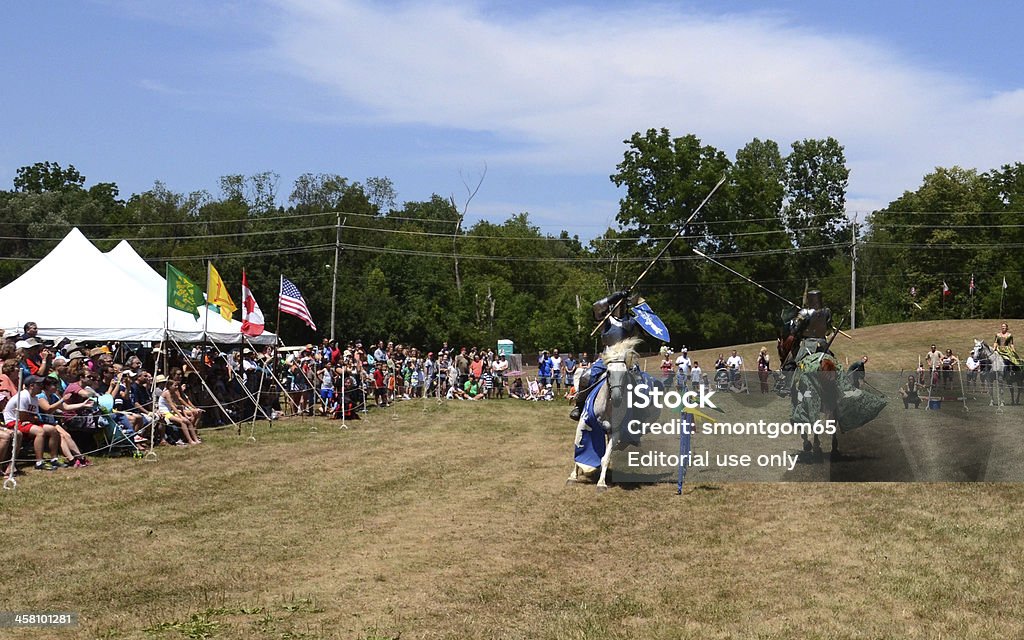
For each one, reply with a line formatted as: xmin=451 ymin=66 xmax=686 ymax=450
xmin=969 ymin=273 xmax=976 ymax=295
xmin=279 ymin=276 xmax=317 ymax=331
xmin=241 ymin=270 xmax=265 ymax=336
xmin=942 ymin=281 xmax=951 ymax=296
xmin=1004 ymin=276 xmax=1009 ymax=290
xmin=167 ymin=264 xmax=203 ymax=319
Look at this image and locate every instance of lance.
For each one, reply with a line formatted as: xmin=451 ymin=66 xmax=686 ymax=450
xmin=590 ymin=175 xmax=727 ymax=337
xmin=692 ymin=248 xmax=853 ymax=340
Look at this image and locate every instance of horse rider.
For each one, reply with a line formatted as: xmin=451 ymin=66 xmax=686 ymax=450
xmin=569 ymin=290 xmax=642 ymax=421
xmin=782 ymin=289 xmax=834 ymax=369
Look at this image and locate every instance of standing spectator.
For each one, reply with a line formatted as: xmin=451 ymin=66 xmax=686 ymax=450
xmin=660 ymin=353 xmax=674 ymax=389
xmin=757 ymin=347 xmax=771 ymax=394
xmin=691 ymin=361 xmax=703 ymax=390
xmin=549 ymin=349 xmax=563 ymax=391
xmin=470 ymin=354 xmax=484 ymax=381
xmin=455 ymin=347 xmax=470 ymax=388
xmin=965 ymin=352 xmax=980 ymax=391
xmin=493 ymin=354 xmax=509 ymax=399
xmin=726 ymin=350 xmax=743 ymax=384
xmin=848 ymin=356 xmax=868 ymax=390
xmin=372 ymin=363 xmax=388 ymax=407
xmin=537 ymin=350 xmax=552 ymax=388
xmin=941 ymin=349 xmax=958 ymax=390
xmin=481 ymin=368 xmax=494 ymax=399
xmin=925 ymin=345 xmax=943 ymax=386
xmin=714 ymin=353 xmax=726 ymax=371
xmin=19 ymin=322 xmax=39 ymax=342
xmin=675 ymin=347 xmax=692 ymax=391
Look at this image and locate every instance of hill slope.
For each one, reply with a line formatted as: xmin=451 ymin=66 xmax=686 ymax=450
xmin=643 ymin=318 xmax=1024 ymax=373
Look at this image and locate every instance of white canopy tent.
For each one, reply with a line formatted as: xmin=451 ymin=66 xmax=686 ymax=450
xmin=0 ymin=228 xmax=277 ymax=344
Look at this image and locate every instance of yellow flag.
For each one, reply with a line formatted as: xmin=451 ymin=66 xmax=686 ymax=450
xmin=207 ymin=262 xmax=238 ymax=321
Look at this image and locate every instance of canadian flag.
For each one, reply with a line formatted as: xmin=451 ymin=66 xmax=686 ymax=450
xmin=241 ymin=270 xmax=265 ymax=336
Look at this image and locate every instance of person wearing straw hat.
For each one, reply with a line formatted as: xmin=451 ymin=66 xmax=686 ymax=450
xmin=155 ymin=373 xmax=200 ymax=446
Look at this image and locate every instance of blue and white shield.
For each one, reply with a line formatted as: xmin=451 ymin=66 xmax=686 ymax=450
xmin=632 ymin=303 xmax=670 ymax=342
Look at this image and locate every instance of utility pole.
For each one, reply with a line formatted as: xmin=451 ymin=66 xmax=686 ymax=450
xmin=330 ymin=215 xmax=345 ymax=341
xmin=850 ymin=214 xmax=857 ymax=331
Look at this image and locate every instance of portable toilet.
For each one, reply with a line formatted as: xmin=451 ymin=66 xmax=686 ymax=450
xmin=497 ymin=339 xmax=514 ymax=356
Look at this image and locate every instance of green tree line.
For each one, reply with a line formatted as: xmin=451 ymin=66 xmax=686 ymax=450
xmin=1 ymin=133 xmax=1021 ymax=352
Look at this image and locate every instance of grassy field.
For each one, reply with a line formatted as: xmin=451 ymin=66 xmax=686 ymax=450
xmin=3 ymin=319 xmax=1023 ymax=638
xmin=3 ymin=386 xmax=1024 ymax=638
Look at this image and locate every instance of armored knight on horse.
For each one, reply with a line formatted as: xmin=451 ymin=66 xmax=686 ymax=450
xmin=567 ymin=290 xmax=670 ymax=489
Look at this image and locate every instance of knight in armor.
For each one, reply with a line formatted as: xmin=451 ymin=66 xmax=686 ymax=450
xmin=569 ymin=290 xmax=643 ymax=421
xmin=783 ymin=289 xmax=833 ymax=368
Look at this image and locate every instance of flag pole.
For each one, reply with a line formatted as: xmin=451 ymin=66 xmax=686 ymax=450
xmin=276 ymin=274 xmax=283 ymax=340
xmin=203 ymin=261 xmax=211 ymax=342
xmin=1000 ymin=276 xmax=1006 ymax=319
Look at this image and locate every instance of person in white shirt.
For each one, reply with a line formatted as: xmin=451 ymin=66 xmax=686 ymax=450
xmin=2 ymin=375 xmax=63 ymax=471
xmin=726 ymin=350 xmax=744 ymax=384
xmin=674 ymin=348 xmax=692 ymax=390
xmin=965 ymin=353 xmax=980 ymax=391
xmin=549 ymin=350 xmax=564 ymax=391
xmin=690 ymin=361 xmax=703 ymax=389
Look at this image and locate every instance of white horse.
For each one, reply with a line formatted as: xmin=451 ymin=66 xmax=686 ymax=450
xmin=972 ymin=339 xmax=1024 ymax=406
xmin=567 ymin=338 xmax=641 ymax=490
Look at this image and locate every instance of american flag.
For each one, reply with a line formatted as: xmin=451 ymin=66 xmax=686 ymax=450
xmin=279 ymin=276 xmax=317 ymax=330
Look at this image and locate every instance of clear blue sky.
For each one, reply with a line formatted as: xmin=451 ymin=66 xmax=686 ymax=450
xmin=3 ymin=1 xmax=1022 ymax=234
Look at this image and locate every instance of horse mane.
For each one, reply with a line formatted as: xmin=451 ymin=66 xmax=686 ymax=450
xmin=602 ymin=337 xmax=643 ymax=363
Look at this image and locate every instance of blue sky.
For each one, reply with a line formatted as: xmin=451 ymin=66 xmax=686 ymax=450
xmin=3 ymin=1 xmax=1022 ymax=235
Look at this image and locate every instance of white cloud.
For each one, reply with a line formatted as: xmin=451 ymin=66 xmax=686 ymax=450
xmin=253 ymin=0 xmax=1023 ymax=214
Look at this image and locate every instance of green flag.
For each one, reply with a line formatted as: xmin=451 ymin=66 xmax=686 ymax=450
xmin=167 ymin=264 xmax=203 ymax=319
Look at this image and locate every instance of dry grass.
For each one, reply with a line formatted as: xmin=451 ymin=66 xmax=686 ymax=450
xmin=2 ymin=387 xmax=1024 ymax=639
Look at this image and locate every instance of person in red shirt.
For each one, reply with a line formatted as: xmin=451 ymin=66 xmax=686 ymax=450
xmin=372 ymin=363 xmax=388 ymax=407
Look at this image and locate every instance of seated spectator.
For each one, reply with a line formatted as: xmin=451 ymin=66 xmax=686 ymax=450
xmin=3 ymin=375 xmax=64 ymax=470
xmin=156 ymin=374 xmax=201 ymax=446
xmin=463 ymin=374 xmax=485 ymax=400
xmin=170 ymin=367 xmax=205 ymax=430
xmin=128 ymin=370 xmax=163 ymax=445
xmin=35 ymin=377 xmax=93 ymax=467
xmin=509 ymin=377 xmax=526 ymax=399
xmin=17 ymin=338 xmax=52 ymax=378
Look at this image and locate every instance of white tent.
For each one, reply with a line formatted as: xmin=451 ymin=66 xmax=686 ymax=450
xmin=105 ymin=240 xmax=276 ymax=345
xmin=0 ymin=228 xmax=276 ymax=344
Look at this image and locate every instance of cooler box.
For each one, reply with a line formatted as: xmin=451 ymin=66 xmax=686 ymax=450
xmin=497 ymin=339 xmax=514 ymax=356
xmin=927 ymin=398 xmax=941 ymax=410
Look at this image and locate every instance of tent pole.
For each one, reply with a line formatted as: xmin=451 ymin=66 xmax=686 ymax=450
xmin=167 ymin=336 xmax=237 ymax=433
xmin=244 ymin=337 xmax=299 ymax=415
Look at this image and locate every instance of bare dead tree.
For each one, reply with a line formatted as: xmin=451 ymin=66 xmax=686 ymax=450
xmin=449 ymin=163 xmax=487 ymax=296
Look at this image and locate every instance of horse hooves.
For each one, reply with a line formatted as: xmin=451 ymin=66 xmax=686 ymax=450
xmin=596 ymin=485 xmax=610 ymax=493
